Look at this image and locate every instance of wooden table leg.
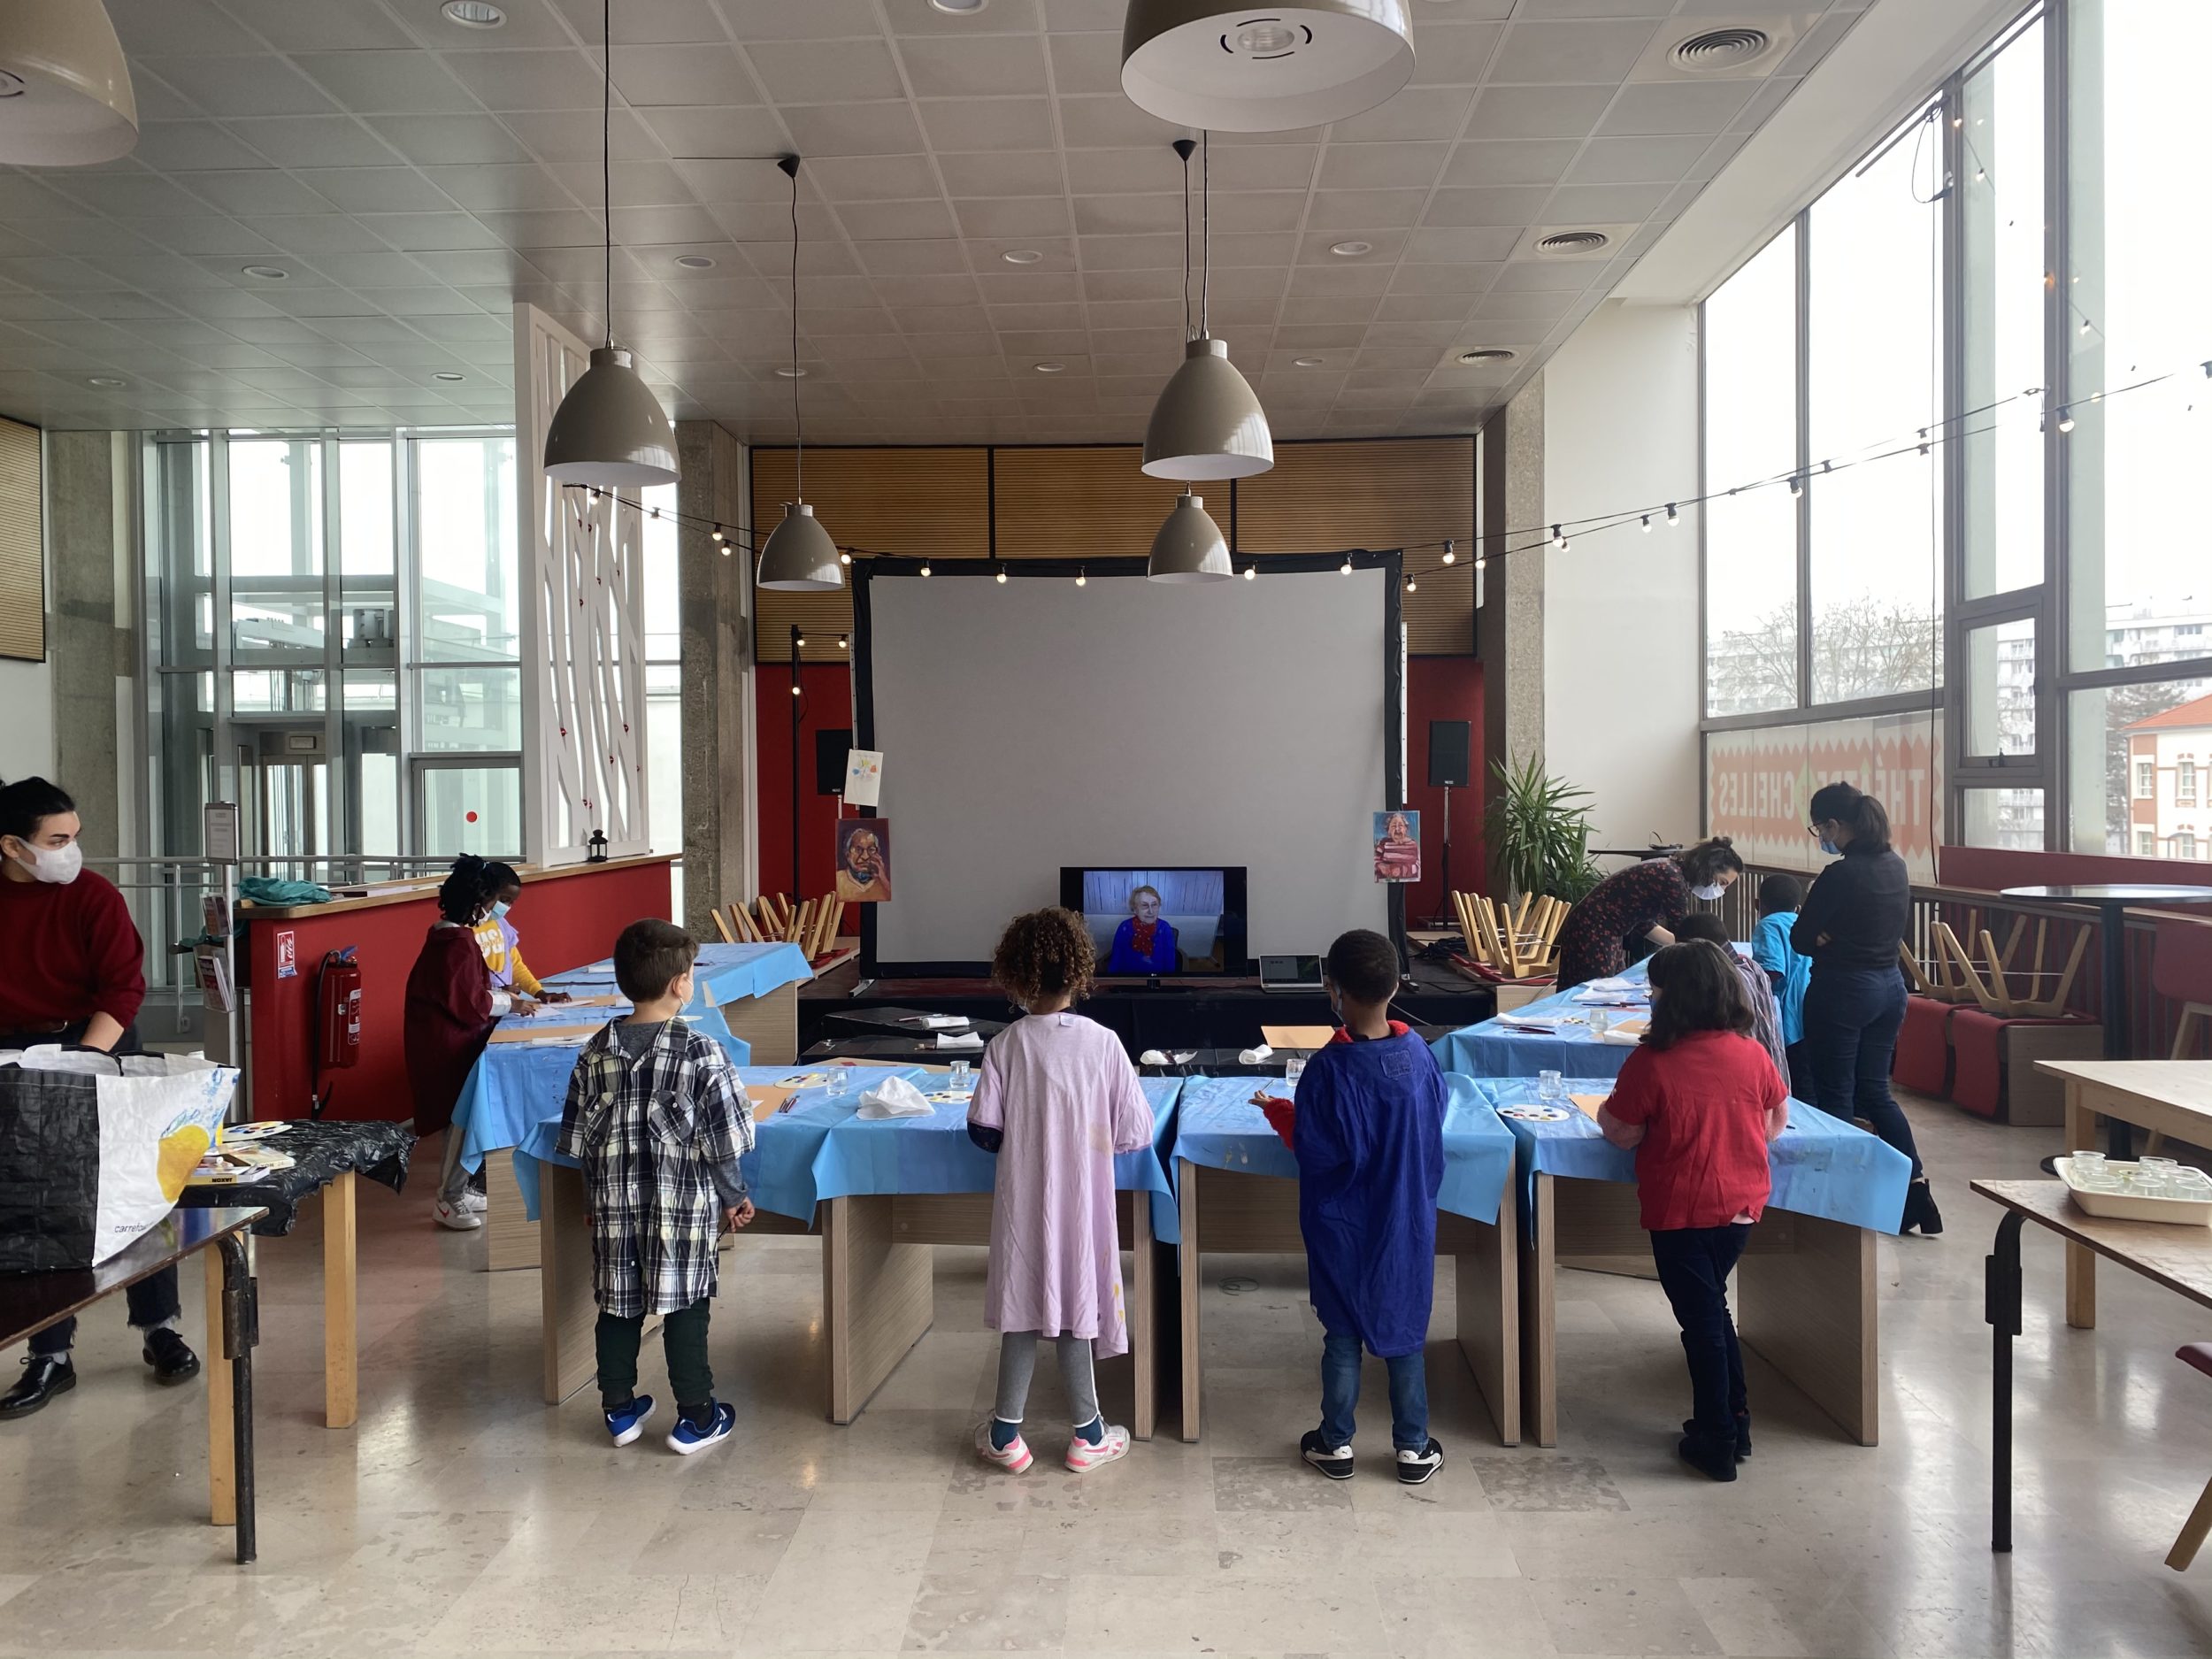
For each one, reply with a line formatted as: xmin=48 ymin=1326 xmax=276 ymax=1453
xmin=1177 ymin=1158 xmax=1202 ymax=1443
xmin=204 ymin=1246 xmax=234 ymax=1527
xmin=217 ymin=1233 xmax=257 ymax=1563
xmin=1738 ymin=1211 xmax=1878 ymax=1446
xmin=824 ymin=1194 xmax=932 ymax=1425
xmin=541 ymin=1164 xmax=601 ymax=1405
xmin=484 ymin=1153 xmax=539 ymax=1272
xmin=2063 ymin=1081 xmax=2097 ymax=1329
xmin=322 ymin=1171 xmax=357 ymax=1429
xmin=1131 ymin=1191 xmax=1155 ymax=1442
xmin=1450 ymin=1157 xmax=1520 ymax=1447
xmin=1518 ymin=1172 xmax=1557 ymax=1448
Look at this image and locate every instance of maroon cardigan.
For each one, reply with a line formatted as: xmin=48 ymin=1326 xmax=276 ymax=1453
xmin=403 ymin=923 xmax=496 ymax=1136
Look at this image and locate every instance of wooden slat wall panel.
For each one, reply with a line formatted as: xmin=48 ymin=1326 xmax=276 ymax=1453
xmin=992 ymin=446 xmax=1190 ymax=561
xmin=1235 ymin=438 xmax=1477 ymax=656
xmin=0 ymin=417 xmax=42 ymax=663
xmin=752 ymin=447 xmax=987 ymax=664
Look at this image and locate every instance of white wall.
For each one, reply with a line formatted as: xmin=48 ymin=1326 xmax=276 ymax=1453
xmin=1541 ymin=300 xmax=1704 ymax=849
xmin=0 ymin=656 xmax=55 ymax=782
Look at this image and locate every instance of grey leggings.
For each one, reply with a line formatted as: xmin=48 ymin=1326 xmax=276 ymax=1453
xmin=994 ymin=1331 xmax=1098 ymax=1429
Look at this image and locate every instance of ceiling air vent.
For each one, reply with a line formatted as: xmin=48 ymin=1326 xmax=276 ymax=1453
xmin=1535 ymin=231 xmax=1609 ymax=257
xmin=1671 ymin=27 xmax=1773 ymax=73
xmin=1458 ymin=349 xmax=1516 ymax=365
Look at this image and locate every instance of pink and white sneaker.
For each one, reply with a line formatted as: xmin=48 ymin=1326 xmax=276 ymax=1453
xmin=976 ymin=1420 xmax=1033 ymax=1473
xmin=1064 ymin=1423 xmax=1131 ymax=1473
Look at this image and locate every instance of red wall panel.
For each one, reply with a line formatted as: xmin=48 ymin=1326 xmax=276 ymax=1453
xmin=1404 ymin=657 xmax=1486 ymax=924
xmin=756 ymin=662 xmax=855 ymax=904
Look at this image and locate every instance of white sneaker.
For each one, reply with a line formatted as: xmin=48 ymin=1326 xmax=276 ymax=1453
xmin=458 ymin=1187 xmax=488 ymax=1214
xmin=434 ymin=1198 xmax=482 ymax=1231
xmin=976 ymin=1420 xmax=1033 ymax=1474
xmin=1064 ymin=1423 xmax=1130 ymax=1473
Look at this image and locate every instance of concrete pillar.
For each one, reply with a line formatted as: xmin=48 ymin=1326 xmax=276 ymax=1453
xmin=1479 ymin=375 xmax=1546 ymax=892
xmin=675 ymin=419 xmax=757 ymax=936
xmin=43 ymin=431 xmax=132 ymax=860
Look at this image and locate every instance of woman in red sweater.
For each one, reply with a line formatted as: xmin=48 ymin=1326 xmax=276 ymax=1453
xmin=1599 ymin=940 xmax=1788 ymax=1482
xmin=0 ymin=777 xmax=200 ymax=1418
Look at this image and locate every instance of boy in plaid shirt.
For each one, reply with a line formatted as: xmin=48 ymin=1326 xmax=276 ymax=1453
xmin=556 ymin=919 xmax=756 ymax=1454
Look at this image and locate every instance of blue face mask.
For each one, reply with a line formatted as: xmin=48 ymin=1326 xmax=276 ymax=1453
xmin=1817 ymin=836 xmax=1839 ymax=857
xmin=491 ymin=900 xmax=511 ymax=919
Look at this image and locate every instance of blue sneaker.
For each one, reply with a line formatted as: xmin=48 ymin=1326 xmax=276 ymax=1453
xmin=665 ymin=1400 xmax=736 ymax=1456
xmin=604 ymin=1393 xmax=656 ymax=1447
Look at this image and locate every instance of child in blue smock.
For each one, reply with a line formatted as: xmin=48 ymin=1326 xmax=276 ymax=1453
xmin=1749 ymin=874 xmax=1813 ymax=1101
xmin=1260 ymin=929 xmax=1447 ymax=1485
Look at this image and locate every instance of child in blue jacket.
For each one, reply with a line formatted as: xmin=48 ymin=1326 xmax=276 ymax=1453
xmin=1749 ymin=874 xmax=1813 ymax=1100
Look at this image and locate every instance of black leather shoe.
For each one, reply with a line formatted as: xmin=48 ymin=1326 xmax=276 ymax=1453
xmin=1901 ymin=1179 xmax=1945 ymax=1237
xmin=142 ymin=1327 xmax=201 ymax=1386
xmin=1678 ymin=1431 xmax=1739 ymax=1482
xmin=1684 ymin=1414 xmax=1752 ymax=1461
xmin=0 ymin=1355 xmax=77 ymax=1418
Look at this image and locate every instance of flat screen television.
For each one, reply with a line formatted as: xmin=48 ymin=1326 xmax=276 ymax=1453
xmin=1059 ymin=865 xmax=1249 ymax=978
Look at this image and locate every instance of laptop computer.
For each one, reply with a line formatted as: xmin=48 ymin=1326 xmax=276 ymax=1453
xmin=1258 ymin=953 xmax=1325 ymax=993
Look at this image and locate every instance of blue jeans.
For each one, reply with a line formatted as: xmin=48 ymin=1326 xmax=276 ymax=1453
xmin=1803 ymin=964 xmax=1923 ymax=1181
xmin=1318 ymin=1329 xmax=1428 ymax=1451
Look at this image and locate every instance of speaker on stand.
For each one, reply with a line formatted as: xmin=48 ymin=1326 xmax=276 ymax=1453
xmin=1426 ymin=719 xmax=1471 ymax=928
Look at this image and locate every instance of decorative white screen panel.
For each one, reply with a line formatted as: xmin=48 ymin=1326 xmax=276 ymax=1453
xmin=515 ymin=303 xmax=649 ymax=864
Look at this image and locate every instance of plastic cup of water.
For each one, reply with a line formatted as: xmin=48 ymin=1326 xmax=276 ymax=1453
xmin=1587 ymin=1010 xmax=1611 ymax=1041
xmin=1537 ymin=1069 xmax=1564 ymax=1104
xmin=1285 ymin=1056 xmax=1306 ymax=1089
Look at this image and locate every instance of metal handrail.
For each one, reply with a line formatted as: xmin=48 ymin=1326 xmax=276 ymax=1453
xmin=80 ymin=856 xmax=238 ymax=1067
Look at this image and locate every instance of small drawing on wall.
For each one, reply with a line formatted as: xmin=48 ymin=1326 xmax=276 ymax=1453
xmin=1373 ymin=810 xmax=1420 ymax=883
xmin=835 ymin=819 xmax=892 ymax=903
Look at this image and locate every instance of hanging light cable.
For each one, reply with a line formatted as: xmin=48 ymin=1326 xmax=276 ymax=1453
xmin=1141 ymin=132 xmax=1271 ymax=480
xmin=542 ymin=0 xmax=678 ymax=488
xmin=757 ymin=152 xmax=842 ymax=592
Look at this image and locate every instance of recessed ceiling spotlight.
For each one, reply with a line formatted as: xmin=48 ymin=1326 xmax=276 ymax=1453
xmin=673 ymin=254 xmax=715 ymax=269
xmin=1458 ymin=349 xmax=1515 ymax=365
xmin=87 ymin=376 xmax=125 ymax=387
xmin=1002 ymin=249 xmax=1043 ymax=265
xmin=929 ymin=0 xmax=988 ymax=12
xmin=433 ymin=371 xmax=465 ymax=381
xmin=1293 ymin=357 xmax=1325 ymax=367
xmin=242 ymin=265 xmax=288 ymax=280
xmin=1033 ymin=361 xmax=1065 ymax=373
xmin=440 ymin=1 xmax=506 ymax=27
xmin=774 ymin=365 xmax=806 ymax=379
xmin=1329 ymin=240 xmax=1372 ymax=257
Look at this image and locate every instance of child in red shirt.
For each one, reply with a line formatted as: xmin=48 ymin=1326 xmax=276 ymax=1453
xmin=1599 ymin=940 xmax=1788 ymax=1481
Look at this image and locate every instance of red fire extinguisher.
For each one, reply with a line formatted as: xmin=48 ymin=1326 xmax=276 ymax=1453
xmin=312 ymin=947 xmax=363 ymax=1118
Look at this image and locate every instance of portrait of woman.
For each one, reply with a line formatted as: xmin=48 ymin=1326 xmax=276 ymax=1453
xmin=1373 ymin=810 xmax=1421 ymax=882
xmin=835 ymin=820 xmax=893 ymax=902
xmin=1106 ymin=885 xmax=1179 ymax=976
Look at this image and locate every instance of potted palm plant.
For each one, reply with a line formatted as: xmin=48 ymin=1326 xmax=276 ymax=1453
xmin=1485 ymin=752 xmax=1603 ymax=902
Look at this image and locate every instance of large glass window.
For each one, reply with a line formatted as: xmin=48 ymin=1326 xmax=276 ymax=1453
xmin=1806 ymin=104 xmax=1944 ymax=703
xmin=2067 ymin=677 xmax=2212 ymax=855
xmin=1702 ymin=225 xmax=1800 ymax=717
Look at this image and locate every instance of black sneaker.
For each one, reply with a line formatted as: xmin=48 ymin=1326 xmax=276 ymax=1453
xmin=1684 ymin=1416 xmax=1751 ymax=1462
xmin=0 ymin=1355 xmax=76 ymax=1419
xmin=1300 ymin=1429 xmax=1354 ymax=1480
xmin=1678 ymin=1431 xmax=1738 ymax=1482
xmin=1395 ymin=1437 xmax=1445 ymax=1485
xmin=142 ymin=1327 xmax=201 ymax=1386
xmin=1908 ymin=1179 xmax=1944 ymax=1237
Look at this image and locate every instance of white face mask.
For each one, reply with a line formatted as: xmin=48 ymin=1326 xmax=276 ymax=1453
xmin=1689 ymin=881 xmax=1726 ymax=902
xmin=9 ymin=838 xmax=83 ymax=885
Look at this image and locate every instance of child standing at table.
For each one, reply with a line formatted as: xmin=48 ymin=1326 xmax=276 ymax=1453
xmin=1598 ymin=941 xmax=1788 ymax=1482
xmin=968 ymin=907 xmax=1154 ymax=1474
xmin=556 ymin=918 xmax=756 ymax=1455
xmin=1259 ymin=929 xmax=1448 ymax=1485
xmin=473 ymin=862 xmax=571 ymax=1007
xmin=1672 ymin=913 xmax=1790 ymax=1088
xmin=1748 ymin=875 xmax=1812 ymax=1100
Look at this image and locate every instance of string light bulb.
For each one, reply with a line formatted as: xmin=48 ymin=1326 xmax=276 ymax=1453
xmin=838 ymin=634 xmax=848 ymax=649
xmin=1441 ymin=540 xmax=1455 ymax=565
xmin=1405 ymin=572 xmax=1417 ymax=593
xmin=1243 ymin=565 xmax=1256 ymax=580
xmin=1640 ymin=514 xmax=1652 ymax=532
xmin=1340 ymin=557 xmax=1353 ymax=575
xmin=920 ymin=561 xmax=932 ymax=576
xmin=1075 ymin=567 xmax=1087 ymax=588
xmin=1665 ymin=503 xmax=1679 ymax=526
xmin=710 ymin=526 xmax=725 ymax=542
xmin=790 ymin=683 xmax=801 ymax=697
xmin=1475 ymin=555 xmax=1487 ymax=574
xmin=839 ymin=550 xmax=851 ymax=566
xmin=795 ymin=634 xmax=806 ymax=648
xmin=995 ymin=565 xmax=1008 ymax=583
xmin=1549 ymin=523 xmax=1563 ymax=549
xmin=1787 ymin=476 xmax=1802 ymax=497
xmin=2057 ymin=409 xmax=2076 ymax=433
xmin=2079 ymin=317 xmax=2092 ymax=335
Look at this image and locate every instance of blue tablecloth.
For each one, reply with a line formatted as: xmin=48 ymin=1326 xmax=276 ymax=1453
xmin=1475 ymin=1076 xmax=1912 ymax=1235
xmin=1169 ymin=1072 xmax=1516 ymax=1227
xmin=449 ymin=941 xmax=811 ymax=1174
xmin=1429 ymin=961 xmax=1653 ymax=1081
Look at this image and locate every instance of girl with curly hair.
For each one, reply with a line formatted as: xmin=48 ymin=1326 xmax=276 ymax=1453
xmin=967 ymin=907 xmax=1155 ymax=1475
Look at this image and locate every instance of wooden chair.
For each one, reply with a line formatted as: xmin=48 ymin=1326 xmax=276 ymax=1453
xmin=2169 ymin=1343 xmax=2212 ymax=1571
xmin=710 ymin=907 xmax=736 ymax=943
xmin=1939 ymin=918 xmax=2090 ymax=1020
xmin=1453 ymin=890 xmax=1566 ymax=983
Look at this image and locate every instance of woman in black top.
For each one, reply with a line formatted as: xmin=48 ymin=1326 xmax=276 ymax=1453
xmin=1792 ymin=782 xmax=1939 ymax=1235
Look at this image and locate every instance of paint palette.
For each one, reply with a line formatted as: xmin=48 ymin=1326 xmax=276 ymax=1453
xmin=1496 ymin=1105 xmax=1572 ymax=1123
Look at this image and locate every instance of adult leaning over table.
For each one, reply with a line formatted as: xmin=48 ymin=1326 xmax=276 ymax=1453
xmin=1555 ymin=838 xmax=1746 ymax=991
xmin=0 ymin=776 xmax=202 ymax=1418
xmin=1794 ymin=780 xmax=1939 ymax=1237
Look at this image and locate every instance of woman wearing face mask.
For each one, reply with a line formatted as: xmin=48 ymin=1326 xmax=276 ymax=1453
xmin=406 ymin=856 xmax=521 ymax=1232
xmin=1554 ymin=837 xmax=1746 ymax=990
xmin=1793 ymin=781 xmax=1939 ymax=1235
xmin=0 ymin=776 xmax=202 ymax=1418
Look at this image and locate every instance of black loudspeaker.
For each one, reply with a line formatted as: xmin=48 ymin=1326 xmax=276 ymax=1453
xmin=815 ymin=729 xmax=853 ymax=796
xmin=1427 ymin=719 xmax=1471 ymax=788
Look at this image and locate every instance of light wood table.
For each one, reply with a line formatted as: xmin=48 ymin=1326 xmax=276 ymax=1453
xmin=1518 ymin=1175 xmax=1879 ymax=1448
xmin=1173 ymin=1160 xmax=1521 ymax=1447
xmin=1974 ymin=1178 xmax=2212 ymax=1553
xmin=538 ymin=1170 xmax=1165 ymax=1438
xmin=2036 ymin=1061 xmax=2212 ymax=1328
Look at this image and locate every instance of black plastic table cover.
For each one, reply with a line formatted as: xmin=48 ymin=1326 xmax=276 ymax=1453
xmin=173 ymin=1120 xmax=414 ymax=1235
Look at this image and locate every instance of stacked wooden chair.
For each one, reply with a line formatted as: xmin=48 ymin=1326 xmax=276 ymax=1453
xmin=710 ymin=892 xmax=846 ymax=964
xmin=1893 ymin=911 xmax=2029 ymax=1098
xmin=1452 ymin=891 xmax=1570 ymax=991
xmin=1923 ymin=917 xmax=2100 ymax=1125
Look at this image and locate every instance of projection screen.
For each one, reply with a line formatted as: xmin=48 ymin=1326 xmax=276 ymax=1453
xmin=856 ymin=559 xmax=1401 ymax=972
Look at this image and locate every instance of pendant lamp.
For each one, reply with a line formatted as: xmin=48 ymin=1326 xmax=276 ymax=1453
xmin=1121 ymin=0 xmax=1414 ymax=134
xmin=1147 ymin=489 xmax=1233 ymax=584
xmin=0 ymin=0 xmax=138 ymax=166
xmin=542 ymin=0 xmax=679 ymax=488
xmin=1143 ymin=135 xmax=1272 ymax=481
xmin=757 ymin=154 xmax=844 ymax=594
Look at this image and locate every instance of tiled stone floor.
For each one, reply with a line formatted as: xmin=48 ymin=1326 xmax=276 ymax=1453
xmin=4 ymin=1090 xmax=2212 ymax=1655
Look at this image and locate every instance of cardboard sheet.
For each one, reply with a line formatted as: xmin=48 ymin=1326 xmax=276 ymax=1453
xmin=1262 ymin=1025 xmax=1337 ymax=1051
xmin=1567 ymin=1093 xmax=1609 ymax=1120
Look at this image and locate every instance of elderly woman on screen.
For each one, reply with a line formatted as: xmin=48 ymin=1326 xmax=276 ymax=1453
xmin=1107 ymin=885 xmax=1178 ymax=976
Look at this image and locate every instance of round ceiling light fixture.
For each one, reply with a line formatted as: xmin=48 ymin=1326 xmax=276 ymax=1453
xmin=673 ymin=254 xmax=715 ymax=269
xmin=1534 ymin=230 xmax=1609 ymax=257
xmin=1033 ymin=361 xmax=1065 ymax=373
xmin=774 ymin=365 xmax=807 ymax=379
xmin=1293 ymin=357 xmax=1324 ymax=367
xmin=0 ymin=0 xmax=140 ymax=166
xmin=1120 ymin=1 xmax=1415 ymax=134
xmin=1002 ymin=248 xmax=1043 ymax=264
xmin=1329 ymin=239 xmax=1372 ymax=257
xmin=433 ymin=371 xmax=465 ymax=381
xmin=1457 ymin=348 xmax=1515 ymax=365
xmin=928 ymin=0 xmax=989 ymax=12
xmin=1670 ymin=27 xmax=1773 ymax=73
xmin=241 ymin=265 xmax=288 ymax=280
xmin=440 ymin=1 xmax=507 ymax=27
xmin=86 ymin=375 xmax=124 ymax=387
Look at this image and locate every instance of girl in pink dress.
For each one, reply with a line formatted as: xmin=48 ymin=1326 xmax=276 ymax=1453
xmin=967 ymin=907 xmax=1155 ymax=1474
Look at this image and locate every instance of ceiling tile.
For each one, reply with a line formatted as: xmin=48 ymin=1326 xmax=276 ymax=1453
xmin=804 ymin=153 xmax=940 ymax=204
xmin=1489 ymin=260 xmax=1596 ymax=292
xmin=748 ymin=38 xmax=906 ymax=103
xmin=1491 ymin=19 xmax=1660 ymax=84
xmin=1294 ymin=229 xmax=1407 ymax=265
xmin=1305 ymin=189 xmax=1429 ymax=230
xmin=1599 ymin=81 xmax=1758 ymax=137
xmin=953 ymin=197 xmax=1073 ymax=239
xmin=549 ymin=0 xmax=729 ymax=45
xmin=1729 ymin=77 xmax=1803 ymax=134
xmin=854 ymin=239 xmax=971 ymax=276
xmin=546 ymin=159 xmax=696 ymax=206
xmin=918 ymin=98 xmax=1056 ymax=153
xmin=1441 ymin=139 xmax=1582 ymax=188
xmin=219 ymin=0 xmax=422 ymax=50
xmin=1079 ymin=269 xmax=1178 ymax=303
xmin=779 ymin=104 xmax=927 ymax=159
xmin=240 ymin=213 xmax=405 ymax=255
xmin=1566 ymin=134 xmax=1712 ymax=184
xmin=173 ymin=169 xmax=339 ymax=216
xmin=354 ymin=212 xmax=503 ymax=252
xmin=108 ymin=0 xmax=263 ymax=57
xmin=887 ymin=0 xmax=1045 ymax=37
xmin=1317 ymin=142 xmax=1449 ymax=192
xmin=611 ymin=204 xmax=727 ymax=243
xmin=298 ymin=168 xmax=465 ymax=214
xmin=1073 ymin=233 xmax=1182 ymax=272
xmin=1421 ymin=186 xmax=1551 ymax=228
xmin=611 ymin=44 xmax=759 ymax=107
xmin=222 ymin=116 xmax=404 ymax=169
xmin=1403 ymin=225 xmax=1521 ymax=263
xmin=436 ymin=50 xmax=608 ymax=112
xmin=834 ymin=200 xmax=961 ymax=240
xmin=638 ymin=107 xmax=792 ymax=161
xmin=140 ymin=56 xmax=340 ymax=118
xmin=364 ymin=115 xmax=537 ymax=165
xmin=1287 ymin=264 xmax=1392 ymax=298
xmin=1544 ymin=181 xmax=1672 ymax=222
xmin=871 ymin=274 xmax=982 ymax=308
xmin=1463 ymin=83 xmax=1615 ymax=142
xmin=1328 ymin=88 xmax=1474 ymax=143
xmin=1070 ymin=195 xmax=1183 ymax=235
xmin=1061 ymin=146 xmax=1184 ymax=195
xmin=1056 ymin=96 xmax=1182 ymax=150
xmin=57 ymin=171 xmax=211 ymax=218
xmin=711 ymin=0 xmax=884 ymax=41
xmin=1387 ymin=263 xmax=1501 ymax=296
xmin=1045 ymin=33 xmax=1120 ymax=97
xmin=935 ymin=150 xmax=1064 ymax=197
xmin=135 ymin=121 xmax=274 ymax=172
xmin=898 ymin=36 xmax=1049 ymax=99
xmin=1474 ymin=288 xmax=1580 ymax=321
xmin=1207 ymin=192 xmax=1307 ymax=234
xmin=291 ymin=51 xmax=484 ymax=114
